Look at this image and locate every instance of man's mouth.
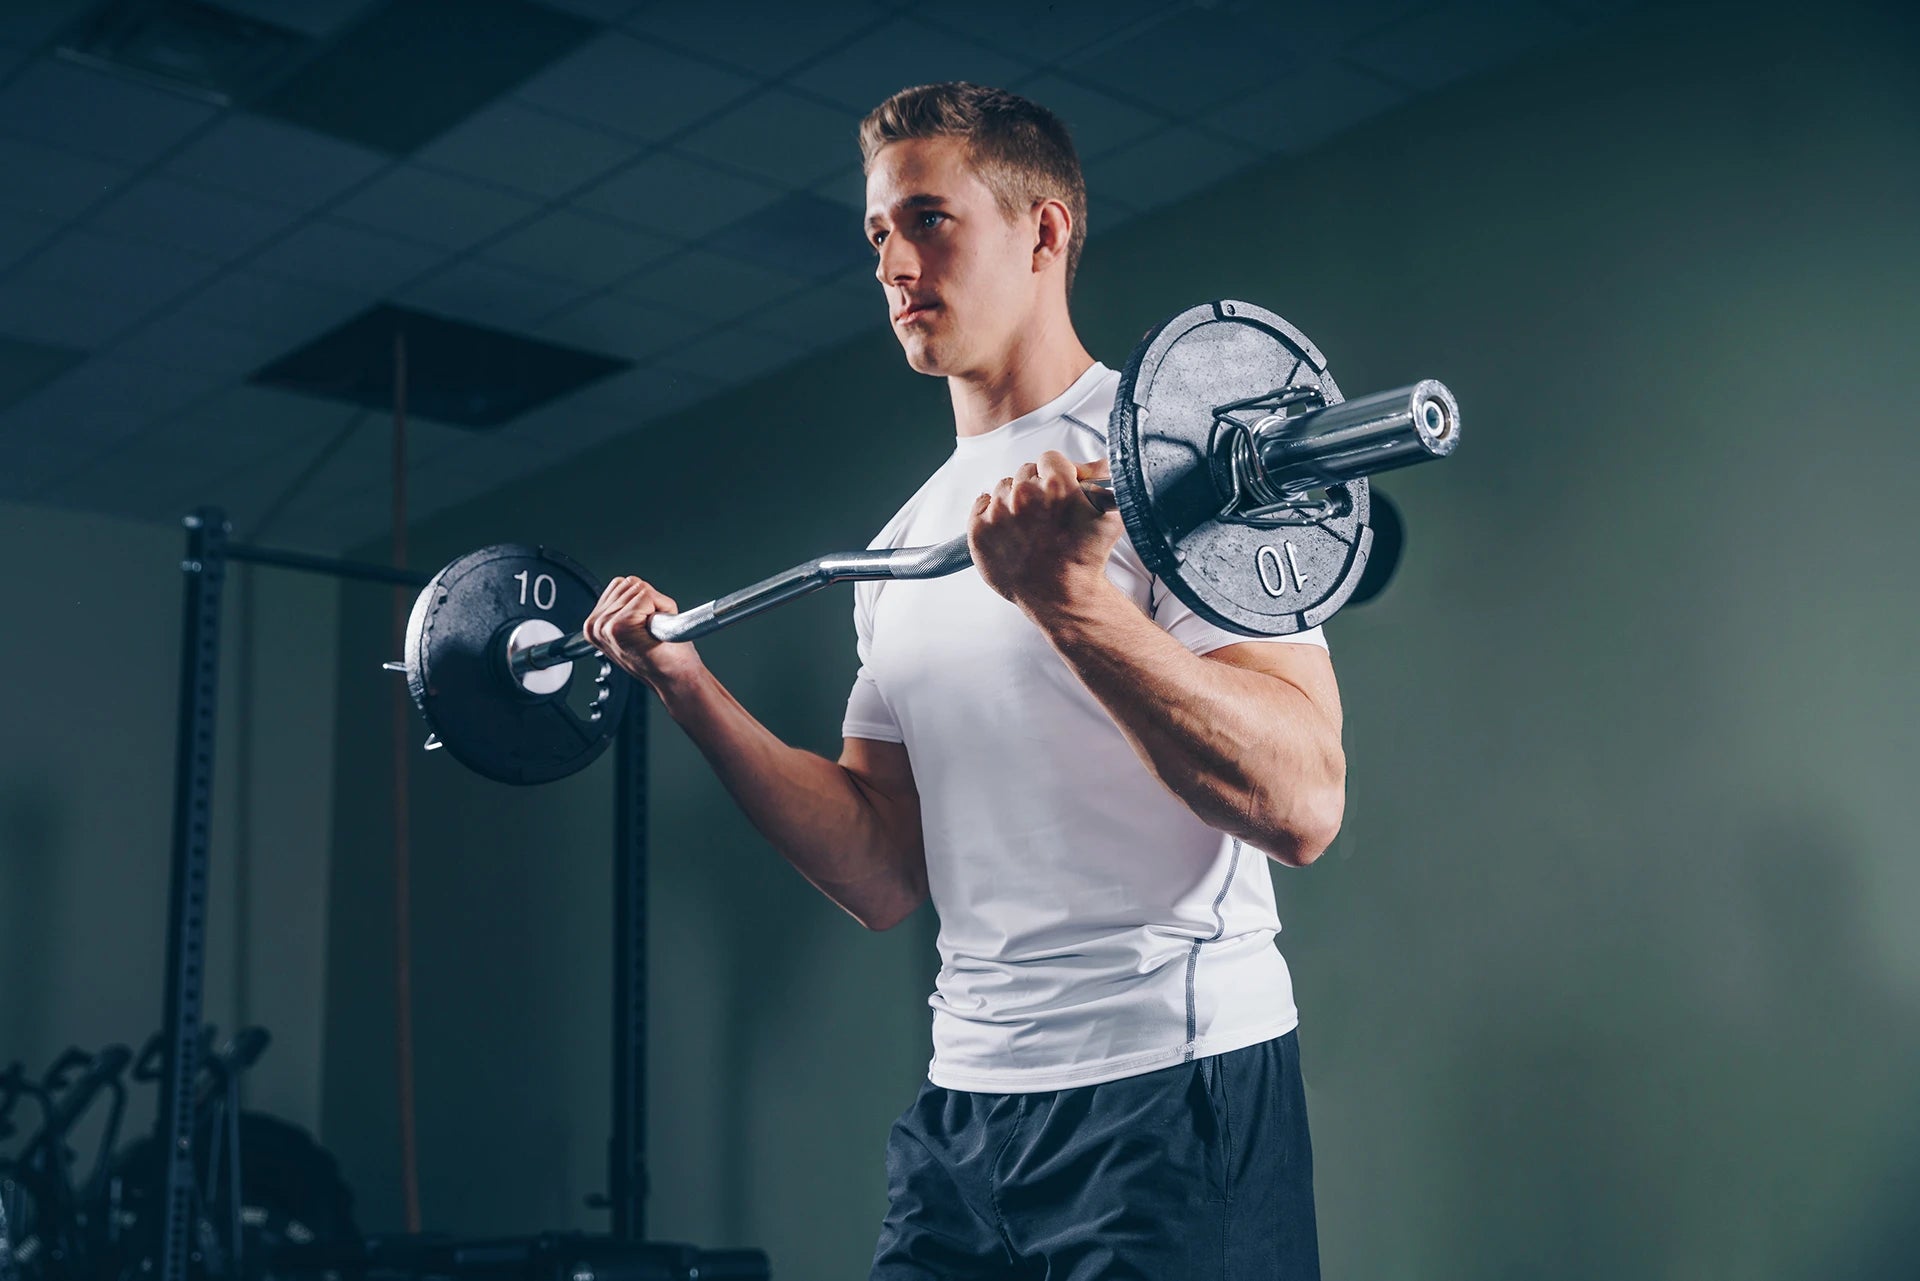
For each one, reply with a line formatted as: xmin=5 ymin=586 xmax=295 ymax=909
xmin=894 ymin=302 xmax=939 ymax=324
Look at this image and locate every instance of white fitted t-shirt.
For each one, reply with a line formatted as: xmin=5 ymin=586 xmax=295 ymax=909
xmin=842 ymin=361 xmax=1330 ymax=1093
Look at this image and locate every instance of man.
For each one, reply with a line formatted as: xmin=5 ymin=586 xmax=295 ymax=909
xmin=583 ymin=82 xmax=1344 ymax=1279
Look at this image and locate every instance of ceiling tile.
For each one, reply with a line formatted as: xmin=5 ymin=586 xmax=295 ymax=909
xmin=84 ymin=175 xmax=308 ymax=263
xmin=0 ymin=372 xmax=157 ymax=483
xmin=620 ymin=247 xmax=809 ymax=326
xmin=0 ymin=209 xmax=58 ymax=272
xmin=500 ymin=363 xmax=718 ymax=451
xmin=0 ymin=333 xmax=84 ymax=410
xmin=14 ymin=229 xmax=224 ymax=319
xmin=402 ymin=463 xmax=519 ymax=520
xmin=573 ymin=149 xmax=786 ymax=241
xmin=0 ymin=390 xmax=146 ymax=450
xmin=512 ymin=30 xmax=757 ymax=143
xmin=0 ymin=136 xmax=131 ymax=222
xmin=1080 ymin=125 xmax=1258 ymax=216
xmin=0 ymin=1 xmax=97 ymax=48
xmin=248 ymin=218 xmax=445 ymax=295
xmin=62 ymin=354 xmax=224 ymax=417
xmin=252 ymin=0 xmax=599 ymax=156
xmin=184 ymin=383 xmax=461 ymax=479
xmin=627 ymin=2 xmax=887 ymax=79
xmin=1087 ymin=190 xmax=1141 ymax=230
xmin=742 ymin=270 xmax=884 ymax=349
xmin=788 ymin=17 xmax=1038 ymax=116
xmin=532 ymin=0 xmax=645 ymax=21
xmin=653 ymin=321 xmax=809 ymax=386
xmin=180 ymin=413 xmax=372 ymax=541
xmin=0 ymin=55 xmax=220 ymax=165
xmin=36 ymin=441 xmax=214 ymax=519
xmin=1549 ymin=0 xmax=1650 ymax=22
xmin=108 ymin=316 xmax=291 ymax=380
xmin=0 ymin=421 xmax=141 ymax=501
xmin=0 ymin=441 xmax=106 ymax=499
xmin=1062 ymin=6 xmax=1331 ymax=119
xmin=2 ymin=360 xmax=150 ymax=426
xmin=1008 ymin=72 xmax=1169 ymax=162
xmin=165 ymin=112 xmax=389 ymax=208
xmin=537 ymin=362 xmax=714 ymax=420
xmin=250 ymin=302 xmax=630 ymax=430
xmin=411 ymin=428 xmax=553 ymax=477
xmin=0 ymin=278 xmax=138 ymax=348
xmin=413 ymin=99 xmax=639 ymax=200
xmin=1344 ymin=0 xmax=1582 ymax=92
xmin=488 ymin=380 xmax=628 ymax=447
xmin=246 ymin=413 xmax=457 ymax=517
xmin=809 ymin=162 xmax=865 ymax=214
xmin=1198 ymin=61 xmax=1405 ymax=155
xmin=708 ymin=191 xmax=870 ymax=281
xmin=203 ymin=0 xmax=382 ymax=38
xmin=676 ymin=89 xmax=863 ymax=189
xmin=284 ymin=490 xmax=406 ymax=556
xmin=480 ymin=209 xmax=677 ymax=289
xmin=395 ymin=258 xmax=590 ymax=330
xmin=915 ymin=0 xmax=1176 ymax=66
xmin=534 ymin=291 xmax=701 ymax=362
xmin=331 ymin=165 xmax=542 ymax=252
xmin=1277 ymin=0 xmax=1436 ymax=48
xmin=167 ymin=270 xmax=365 ymax=351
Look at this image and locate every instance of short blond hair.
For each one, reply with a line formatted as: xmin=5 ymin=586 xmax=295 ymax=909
xmin=858 ymin=81 xmax=1088 ymax=296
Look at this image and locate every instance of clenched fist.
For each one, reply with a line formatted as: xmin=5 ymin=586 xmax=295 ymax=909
xmin=582 ymin=575 xmax=702 ymax=687
xmin=968 ymin=450 xmax=1123 ymax=615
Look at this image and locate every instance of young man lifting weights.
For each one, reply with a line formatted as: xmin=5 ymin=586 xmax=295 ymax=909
xmin=582 ymin=82 xmax=1343 ymax=1279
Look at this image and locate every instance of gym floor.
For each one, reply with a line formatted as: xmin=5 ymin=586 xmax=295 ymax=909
xmin=2 ymin=1 xmax=1917 ymax=1278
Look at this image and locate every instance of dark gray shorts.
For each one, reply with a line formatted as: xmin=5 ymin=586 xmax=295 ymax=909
xmin=869 ymin=1029 xmax=1320 ymax=1279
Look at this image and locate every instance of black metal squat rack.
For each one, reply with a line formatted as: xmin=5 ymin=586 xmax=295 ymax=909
xmin=157 ymin=506 xmax=710 ymax=1279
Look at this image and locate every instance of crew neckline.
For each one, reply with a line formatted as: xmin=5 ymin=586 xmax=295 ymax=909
xmin=952 ymin=362 xmax=1111 ymax=449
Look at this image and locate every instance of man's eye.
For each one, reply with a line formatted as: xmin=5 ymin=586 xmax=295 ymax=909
xmin=921 ymin=212 xmax=946 ymax=227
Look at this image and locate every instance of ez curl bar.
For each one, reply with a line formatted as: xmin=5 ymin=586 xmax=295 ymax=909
xmin=397 ymin=301 xmax=1461 ymax=785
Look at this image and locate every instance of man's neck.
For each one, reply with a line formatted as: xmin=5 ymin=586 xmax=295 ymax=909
xmin=947 ymin=310 xmax=1096 ymax=439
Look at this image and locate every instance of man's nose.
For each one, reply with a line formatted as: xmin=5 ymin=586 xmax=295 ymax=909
xmin=875 ymin=234 xmax=918 ymax=286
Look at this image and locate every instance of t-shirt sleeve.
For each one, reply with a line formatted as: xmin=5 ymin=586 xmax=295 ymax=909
xmin=1149 ymin=575 xmax=1331 ymax=656
xmin=841 ymin=580 xmax=904 ymax=743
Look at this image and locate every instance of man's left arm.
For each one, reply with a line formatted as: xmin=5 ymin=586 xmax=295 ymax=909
xmin=1032 ymin=585 xmax=1345 ymax=867
xmin=970 ymin=450 xmax=1346 ymax=867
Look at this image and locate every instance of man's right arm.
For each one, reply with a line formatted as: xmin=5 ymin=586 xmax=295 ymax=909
xmin=582 ymin=575 xmax=927 ymax=931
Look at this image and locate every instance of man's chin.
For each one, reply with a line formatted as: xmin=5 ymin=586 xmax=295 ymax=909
xmin=898 ymin=336 xmax=952 ymax=377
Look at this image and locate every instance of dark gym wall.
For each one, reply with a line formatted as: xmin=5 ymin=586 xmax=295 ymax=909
xmin=0 ymin=502 xmax=339 ymax=1144
xmin=324 ymin=2 xmax=1920 ymax=1276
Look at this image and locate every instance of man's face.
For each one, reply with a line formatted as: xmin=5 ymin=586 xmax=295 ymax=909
xmin=864 ymin=136 xmax=1035 ymax=378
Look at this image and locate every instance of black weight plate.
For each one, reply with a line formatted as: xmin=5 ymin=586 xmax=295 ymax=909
xmin=404 ymin=544 xmax=630 ymax=785
xmin=1347 ymin=488 xmax=1403 ymax=607
xmin=1110 ymin=300 xmax=1372 ymax=636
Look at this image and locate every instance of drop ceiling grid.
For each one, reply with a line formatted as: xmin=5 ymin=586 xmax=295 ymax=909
xmin=0 ymin=0 xmax=1635 ymax=552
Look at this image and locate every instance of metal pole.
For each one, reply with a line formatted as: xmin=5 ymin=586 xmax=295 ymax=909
xmin=391 ymin=328 xmax=423 ymax=1233
xmin=226 ymin=542 xmax=431 ymax=589
xmin=158 ymin=508 xmax=228 ymax=1281
xmin=610 ymin=701 xmax=649 ymax=1240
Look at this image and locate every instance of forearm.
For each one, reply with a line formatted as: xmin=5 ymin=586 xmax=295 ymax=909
xmin=1029 ymin=582 xmax=1345 ymax=862
xmin=649 ymin=663 xmax=924 ymax=926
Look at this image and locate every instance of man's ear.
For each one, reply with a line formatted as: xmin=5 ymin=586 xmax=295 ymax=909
xmin=1032 ymin=197 xmax=1072 ymax=274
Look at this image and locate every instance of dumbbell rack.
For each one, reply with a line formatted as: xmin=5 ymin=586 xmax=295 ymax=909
xmin=160 ymin=506 xmax=653 ymax=1280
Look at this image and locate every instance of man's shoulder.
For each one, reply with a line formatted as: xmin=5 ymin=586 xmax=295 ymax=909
xmin=1057 ymin=362 xmax=1119 ymax=448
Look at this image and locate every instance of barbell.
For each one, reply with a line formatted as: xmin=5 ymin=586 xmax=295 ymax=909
xmin=397 ymin=301 xmax=1461 ymax=784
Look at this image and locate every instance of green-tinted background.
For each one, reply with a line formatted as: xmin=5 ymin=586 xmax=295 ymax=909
xmin=5 ymin=2 xmax=1916 ymax=1277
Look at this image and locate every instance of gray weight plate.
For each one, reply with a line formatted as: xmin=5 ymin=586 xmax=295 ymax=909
xmin=1110 ymin=300 xmax=1372 ymax=636
xmin=404 ymin=544 xmax=630 ymax=785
